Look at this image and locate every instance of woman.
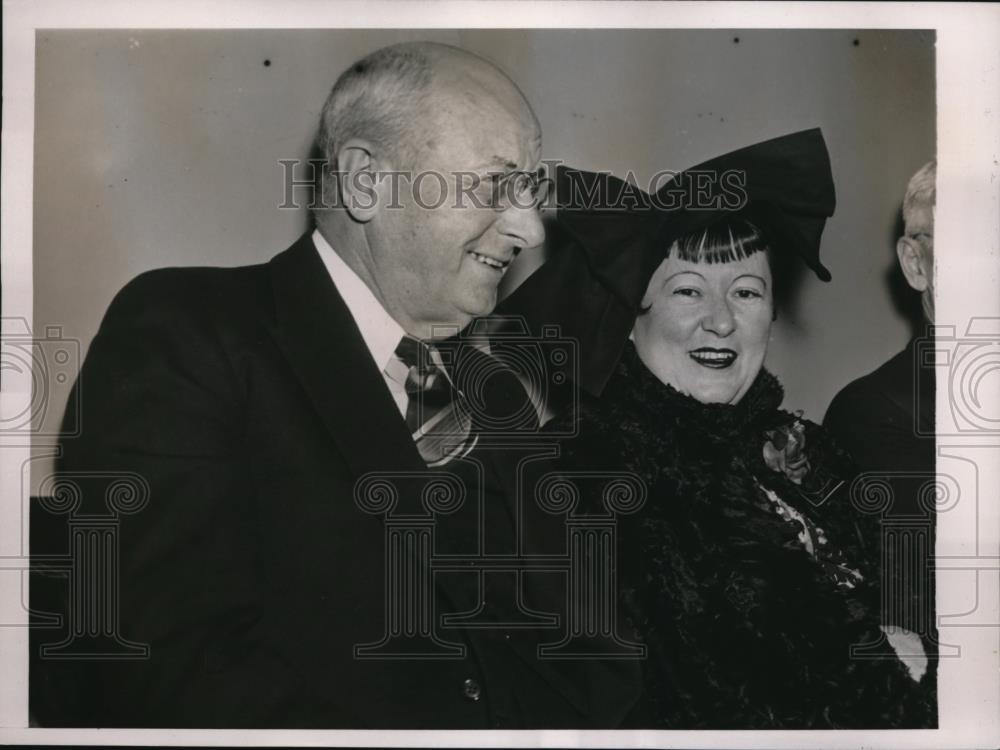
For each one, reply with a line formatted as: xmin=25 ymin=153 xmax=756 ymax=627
xmin=504 ymin=130 xmax=933 ymax=727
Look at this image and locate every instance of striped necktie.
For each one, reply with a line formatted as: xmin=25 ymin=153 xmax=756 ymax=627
xmin=393 ymin=335 xmax=476 ymax=467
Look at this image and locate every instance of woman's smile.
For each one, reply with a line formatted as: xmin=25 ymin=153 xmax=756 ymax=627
xmin=689 ymin=347 xmax=737 ymax=369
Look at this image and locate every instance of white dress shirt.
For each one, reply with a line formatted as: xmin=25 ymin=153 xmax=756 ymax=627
xmin=311 ymin=229 xmax=410 ymax=418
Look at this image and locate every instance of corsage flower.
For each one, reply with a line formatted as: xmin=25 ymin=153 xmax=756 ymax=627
xmin=763 ymin=412 xmax=810 ymax=485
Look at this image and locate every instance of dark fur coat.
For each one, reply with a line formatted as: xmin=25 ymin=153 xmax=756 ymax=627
xmin=547 ymin=342 xmax=935 ymax=728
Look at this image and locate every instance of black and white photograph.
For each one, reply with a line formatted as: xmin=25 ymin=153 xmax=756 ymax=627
xmin=1 ymin=1 xmax=998 ymax=747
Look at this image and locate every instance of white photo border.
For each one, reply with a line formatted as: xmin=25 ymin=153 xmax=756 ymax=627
xmin=2 ymin=1 xmax=998 ymax=748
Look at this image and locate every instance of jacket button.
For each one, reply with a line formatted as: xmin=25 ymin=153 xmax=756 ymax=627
xmin=463 ymin=678 xmax=482 ymax=701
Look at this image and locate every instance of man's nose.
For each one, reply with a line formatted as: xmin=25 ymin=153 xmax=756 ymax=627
xmin=497 ymin=204 xmax=545 ymax=250
xmin=702 ymin=296 xmax=736 ymax=336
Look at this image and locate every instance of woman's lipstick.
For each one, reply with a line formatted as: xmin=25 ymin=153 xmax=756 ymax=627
xmin=689 ymin=347 xmax=737 ymax=369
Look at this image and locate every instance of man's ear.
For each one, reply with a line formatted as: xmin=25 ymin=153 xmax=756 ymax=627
xmin=896 ymin=236 xmax=930 ymax=293
xmin=336 ymin=139 xmax=383 ymax=222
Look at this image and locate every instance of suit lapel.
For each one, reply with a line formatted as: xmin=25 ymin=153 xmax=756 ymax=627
xmin=266 ymin=236 xmax=635 ymax=722
xmin=266 ymin=233 xmax=426 ymax=478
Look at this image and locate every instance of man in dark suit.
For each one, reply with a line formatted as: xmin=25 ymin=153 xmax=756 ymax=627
xmin=31 ymin=41 xmax=639 ymax=728
xmin=824 ymin=160 xmax=936 ymax=688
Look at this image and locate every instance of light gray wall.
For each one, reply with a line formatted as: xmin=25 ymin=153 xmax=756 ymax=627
xmin=32 ymin=29 xmax=935 ymax=485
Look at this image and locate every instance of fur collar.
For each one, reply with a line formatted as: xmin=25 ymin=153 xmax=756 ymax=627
xmin=603 ymin=340 xmax=787 ymax=444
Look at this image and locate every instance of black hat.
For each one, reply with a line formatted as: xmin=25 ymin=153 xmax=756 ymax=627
xmin=497 ymin=128 xmax=836 ymax=397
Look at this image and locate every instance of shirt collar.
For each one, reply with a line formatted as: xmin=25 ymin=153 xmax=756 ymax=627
xmin=312 ymin=228 xmax=404 ymax=374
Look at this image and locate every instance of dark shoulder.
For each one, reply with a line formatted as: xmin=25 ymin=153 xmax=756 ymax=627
xmin=87 ymin=262 xmax=275 ymax=392
xmin=106 ymin=262 xmax=270 ymax=321
xmin=95 ymin=262 xmax=274 ymax=359
xmin=824 ymin=345 xmax=913 ymax=429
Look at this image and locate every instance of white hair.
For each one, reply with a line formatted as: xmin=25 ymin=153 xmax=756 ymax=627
xmin=902 ymin=159 xmax=936 ymax=230
xmin=317 ymin=43 xmax=436 ymax=172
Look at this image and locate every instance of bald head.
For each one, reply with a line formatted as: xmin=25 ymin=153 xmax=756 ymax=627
xmin=317 ymin=42 xmax=538 ymax=174
xmin=427 ymin=44 xmax=540 ymax=132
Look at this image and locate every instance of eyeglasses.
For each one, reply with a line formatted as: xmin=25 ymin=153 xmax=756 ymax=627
xmin=472 ymin=167 xmax=549 ymax=211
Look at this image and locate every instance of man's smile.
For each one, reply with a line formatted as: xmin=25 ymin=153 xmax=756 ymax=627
xmin=468 ymin=250 xmax=512 ymax=272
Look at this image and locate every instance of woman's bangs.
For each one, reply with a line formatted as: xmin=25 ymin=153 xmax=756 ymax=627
xmin=671 ymin=219 xmax=770 ymax=264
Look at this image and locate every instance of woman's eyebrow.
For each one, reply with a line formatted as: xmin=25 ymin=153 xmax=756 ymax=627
xmin=732 ymin=273 xmax=769 ymax=287
xmin=664 ymin=270 xmax=706 ymax=283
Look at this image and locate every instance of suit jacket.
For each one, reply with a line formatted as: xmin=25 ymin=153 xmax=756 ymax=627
xmin=824 ymin=336 xmax=938 ymax=677
xmin=825 ymin=337 xmax=935 ymax=490
xmin=30 ymin=233 xmax=640 ymax=728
